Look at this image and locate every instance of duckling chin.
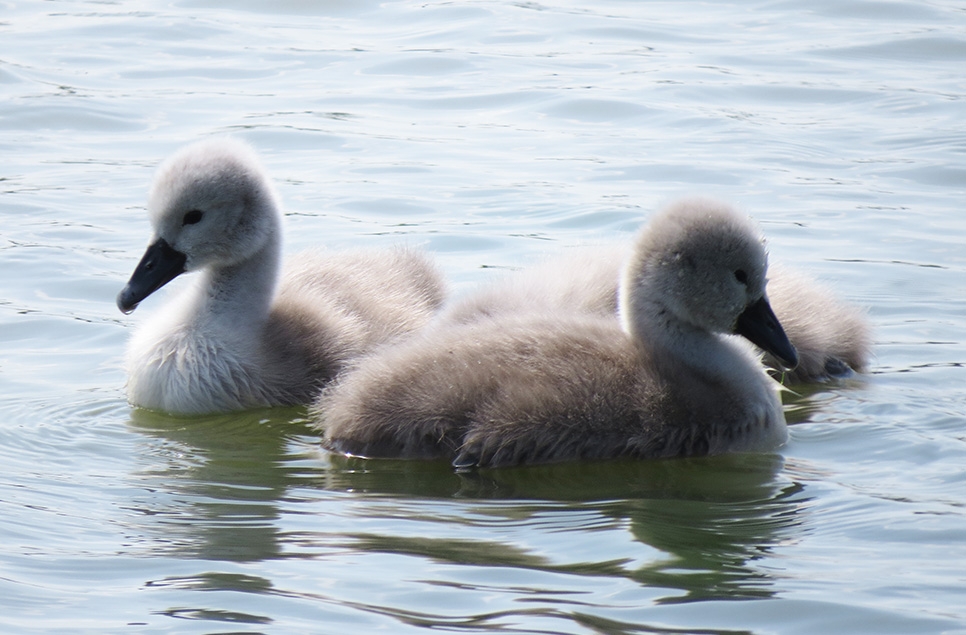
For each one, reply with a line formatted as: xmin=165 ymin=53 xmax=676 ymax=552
xmin=314 ymin=198 xmax=797 ymax=468
xmin=117 ymin=138 xmax=445 ymax=415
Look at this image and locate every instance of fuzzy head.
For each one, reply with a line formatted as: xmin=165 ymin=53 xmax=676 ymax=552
xmin=620 ymin=197 xmax=769 ymax=336
xmin=146 ymin=137 xmax=281 ymax=272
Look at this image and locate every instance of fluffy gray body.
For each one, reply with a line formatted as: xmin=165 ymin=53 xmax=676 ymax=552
xmin=316 ymin=198 xmax=793 ymax=468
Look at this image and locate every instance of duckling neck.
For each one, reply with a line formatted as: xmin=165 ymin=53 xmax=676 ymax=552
xmin=192 ymin=234 xmax=281 ymax=333
xmin=652 ymin=318 xmax=730 ymax=378
xmin=623 ymin=294 xmax=742 ymax=380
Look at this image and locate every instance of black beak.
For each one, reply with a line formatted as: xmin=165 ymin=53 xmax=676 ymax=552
xmin=734 ymin=296 xmax=799 ymax=370
xmin=116 ymin=238 xmax=187 ymax=315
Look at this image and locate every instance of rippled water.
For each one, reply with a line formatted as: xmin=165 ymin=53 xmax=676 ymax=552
xmin=2 ymin=1 xmax=965 ymax=633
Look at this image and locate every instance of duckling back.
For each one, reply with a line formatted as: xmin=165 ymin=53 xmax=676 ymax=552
xmin=443 ymin=247 xmax=624 ymax=325
xmin=265 ymin=246 xmax=446 ymax=404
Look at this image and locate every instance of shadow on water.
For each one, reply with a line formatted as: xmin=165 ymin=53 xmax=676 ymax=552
xmin=127 ymin=407 xmax=319 ymax=563
xmin=128 ymin=406 xmax=811 ymax=608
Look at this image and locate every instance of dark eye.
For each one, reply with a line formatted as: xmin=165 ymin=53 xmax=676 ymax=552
xmin=734 ymin=269 xmax=748 ymax=284
xmin=182 ymin=209 xmax=204 ymax=226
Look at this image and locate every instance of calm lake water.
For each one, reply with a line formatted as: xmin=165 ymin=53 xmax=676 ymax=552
xmin=2 ymin=0 xmax=965 ymax=633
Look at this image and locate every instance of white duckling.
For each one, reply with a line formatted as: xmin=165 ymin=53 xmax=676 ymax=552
xmin=443 ymin=211 xmax=869 ymax=383
xmin=117 ymin=138 xmax=444 ymax=415
xmin=314 ymin=198 xmax=798 ymax=468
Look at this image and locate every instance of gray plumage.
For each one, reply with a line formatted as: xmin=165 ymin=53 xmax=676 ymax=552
xmin=315 ymin=198 xmax=795 ymax=468
xmin=117 ymin=138 xmax=444 ymax=415
xmin=444 ymin=217 xmax=870 ymax=383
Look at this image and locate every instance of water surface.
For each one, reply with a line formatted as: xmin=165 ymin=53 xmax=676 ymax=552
xmin=1 ymin=1 xmax=964 ymax=633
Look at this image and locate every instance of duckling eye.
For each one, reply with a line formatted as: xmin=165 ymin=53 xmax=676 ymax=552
xmin=734 ymin=269 xmax=748 ymax=285
xmin=182 ymin=209 xmax=204 ymax=226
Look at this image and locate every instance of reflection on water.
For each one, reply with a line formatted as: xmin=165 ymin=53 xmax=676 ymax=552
xmin=128 ymin=409 xmax=810 ymax=610
xmin=781 ymin=379 xmax=868 ymax=425
xmin=127 ymin=407 xmax=318 ymax=562
xmin=336 ymin=455 xmax=807 ymax=605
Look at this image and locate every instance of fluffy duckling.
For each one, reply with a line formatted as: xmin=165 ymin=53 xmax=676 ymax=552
xmin=117 ymin=138 xmax=444 ymax=415
xmin=314 ymin=198 xmax=797 ymax=468
xmin=444 ymin=225 xmax=869 ymax=383
xmin=761 ymin=264 xmax=870 ymax=381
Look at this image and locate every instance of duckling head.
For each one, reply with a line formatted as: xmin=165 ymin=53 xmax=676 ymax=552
xmin=117 ymin=138 xmax=282 ymax=314
xmin=620 ymin=197 xmax=798 ymax=370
